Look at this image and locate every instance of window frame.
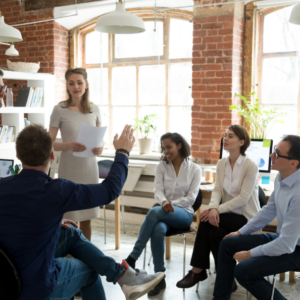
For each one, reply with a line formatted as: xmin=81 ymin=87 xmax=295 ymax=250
xmin=70 ymin=9 xmax=193 ymax=149
xmin=255 ymin=6 xmax=300 ymax=135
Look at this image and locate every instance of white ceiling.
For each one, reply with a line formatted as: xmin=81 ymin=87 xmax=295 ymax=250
xmin=54 ymin=0 xmax=194 ymax=30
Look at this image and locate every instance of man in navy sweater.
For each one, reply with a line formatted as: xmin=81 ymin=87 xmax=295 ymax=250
xmin=0 ymin=124 xmax=164 ymax=300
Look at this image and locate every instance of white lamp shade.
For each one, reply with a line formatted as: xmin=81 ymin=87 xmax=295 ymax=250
xmin=289 ymin=3 xmax=300 ymax=25
xmin=5 ymin=44 xmax=19 ymax=56
xmin=0 ymin=16 xmax=22 ymax=42
xmin=95 ymin=2 xmax=145 ymax=34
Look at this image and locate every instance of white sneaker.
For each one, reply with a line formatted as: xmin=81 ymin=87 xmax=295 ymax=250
xmin=118 ymin=260 xmax=165 ymax=300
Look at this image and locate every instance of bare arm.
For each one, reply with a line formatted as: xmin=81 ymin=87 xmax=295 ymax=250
xmin=49 ymin=127 xmax=86 ymax=152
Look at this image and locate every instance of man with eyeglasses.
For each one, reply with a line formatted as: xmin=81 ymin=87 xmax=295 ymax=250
xmin=212 ymin=135 xmax=300 ymax=300
xmin=0 ymin=70 xmax=7 ymax=106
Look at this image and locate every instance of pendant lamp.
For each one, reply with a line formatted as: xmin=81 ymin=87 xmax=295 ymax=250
xmin=5 ymin=43 xmax=19 ymax=56
xmin=95 ymin=0 xmax=145 ymax=34
xmin=0 ymin=11 xmax=23 ymax=42
xmin=289 ymin=3 xmax=300 ymax=25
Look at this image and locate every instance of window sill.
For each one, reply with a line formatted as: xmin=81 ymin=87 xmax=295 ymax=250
xmin=101 ymin=149 xmax=161 ymax=161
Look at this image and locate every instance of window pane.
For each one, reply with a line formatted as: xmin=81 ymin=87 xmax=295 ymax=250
xmin=169 ymin=18 xmax=193 ymax=59
xmin=139 ymin=65 xmax=165 ymax=105
xmin=112 ymin=107 xmax=136 ymax=137
xmin=112 ymin=66 xmax=136 ymax=105
xmin=169 ymin=107 xmax=191 ymax=145
xmin=262 ymin=57 xmax=298 ymax=105
xmin=115 ymin=22 xmax=164 ymax=59
xmin=262 ymin=105 xmax=297 ymax=146
xmin=86 ymin=68 xmax=109 ymax=105
xmin=85 ymin=31 xmax=109 ymax=64
xmin=169 ymin=63 xmax=192 ymax=105
xmin=140 ymin=106 xmax=166 ymax=151
xmin=101 ymin=106 xmax=109 ymax=147
xmin=263 ymin=6 xmax=300 ymax=53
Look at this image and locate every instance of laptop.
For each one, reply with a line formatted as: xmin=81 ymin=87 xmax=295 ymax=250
xmin=0 ymin=159 xmax=14 ymax=178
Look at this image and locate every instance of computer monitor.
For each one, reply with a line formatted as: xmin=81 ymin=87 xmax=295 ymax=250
xmin=219 ymin=139 xmax=273 ymax=173
xmin=0 ymin=159 xmax=14 ymax=178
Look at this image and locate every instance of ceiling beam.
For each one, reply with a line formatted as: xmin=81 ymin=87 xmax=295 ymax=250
xmin=24 ymin=0 xmax=104 ymax=11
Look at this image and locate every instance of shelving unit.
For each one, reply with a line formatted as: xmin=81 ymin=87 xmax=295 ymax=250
xmin=0 ymin=70 xmax=55 ymax=152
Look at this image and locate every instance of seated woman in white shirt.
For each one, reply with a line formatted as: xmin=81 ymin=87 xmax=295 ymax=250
xmin=126 ymin=133 xmax=202 ymax=296
xmin=176 ymin=125 xmax=260 ymax=292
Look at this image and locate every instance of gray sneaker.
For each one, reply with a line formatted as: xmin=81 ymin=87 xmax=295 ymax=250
xmin=118 ymin=260 xmax=164 ymax=300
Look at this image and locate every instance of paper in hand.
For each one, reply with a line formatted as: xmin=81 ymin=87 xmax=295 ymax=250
xmin=73 ymin=123 xmax=107 ymax=158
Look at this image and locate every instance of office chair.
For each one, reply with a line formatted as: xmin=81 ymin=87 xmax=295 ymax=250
xmin=143 ymin=189 xmax=202 ymax=291
xmin=0 ymin=248 xmax=21 ymax=300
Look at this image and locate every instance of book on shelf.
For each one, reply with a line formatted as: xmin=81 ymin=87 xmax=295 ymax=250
xmin=15 ymin=87 xmax=44 ymax=107
xmin=0 ymin=125 xmax=16 ymax=143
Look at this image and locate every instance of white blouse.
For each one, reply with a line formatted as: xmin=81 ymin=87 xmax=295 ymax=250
xmin=153 ymin=159 xmax=202 ymax=214
xmin=223 ymin=155 xmax=247 ymax=215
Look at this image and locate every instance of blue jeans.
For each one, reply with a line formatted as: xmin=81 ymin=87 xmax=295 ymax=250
xmin=44 ymin=225 xmax=125 ymax=300
xmin=130 ymin=206 xmax=193 ymax=272
xmin=213 ymin=233 xmax=300 ymax=300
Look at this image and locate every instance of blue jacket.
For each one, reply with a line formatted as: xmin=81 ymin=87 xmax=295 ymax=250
xmin=0 ymin=153 xmax=128 ymax=300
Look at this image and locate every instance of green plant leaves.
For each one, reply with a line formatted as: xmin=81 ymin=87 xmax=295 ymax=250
xmin=133 ymin=114 xmax=159 ymax=139
xmin=230 ymin=92 xmax=288 ymax=139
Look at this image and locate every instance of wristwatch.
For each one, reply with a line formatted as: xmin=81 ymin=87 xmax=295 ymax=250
xmin=116 ymin=149 xmax=130 ymax=157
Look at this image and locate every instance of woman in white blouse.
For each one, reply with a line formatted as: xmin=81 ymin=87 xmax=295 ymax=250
xmin=126 ymin=133 xmax=202 ymax=296
xmin=177 ymin=125 xmax=260 ymax=291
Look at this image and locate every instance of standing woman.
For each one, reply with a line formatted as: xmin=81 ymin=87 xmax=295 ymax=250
xmin=49 ymin=68 xmax=103 ymax=241
xmin=177 ymin=125 xmax=260 ymax=291
xmin=126 ymin=133 xmax=202 ymax=296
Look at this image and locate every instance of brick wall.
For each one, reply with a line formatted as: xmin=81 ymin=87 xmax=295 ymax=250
xmin=191 ymin=0 xmax=244 ymax=164
xmin=0 ymin=0 xmax=69 ymax=123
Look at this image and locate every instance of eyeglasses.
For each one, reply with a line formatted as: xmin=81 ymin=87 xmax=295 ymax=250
xmin=0 ymin=85 xmax=7 ymax=93
xmin=273 ymin=146 xmax=298 ymax=161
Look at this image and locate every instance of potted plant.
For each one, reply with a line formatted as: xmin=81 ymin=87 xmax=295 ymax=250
xmin=133 ymin=114 xmax=158 ymax=154
xmin=230 ymin=92 xmax=287 ymax=139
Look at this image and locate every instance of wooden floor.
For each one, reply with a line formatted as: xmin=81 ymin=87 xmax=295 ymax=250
xmin=74 ymin=219 xmax=299 ymax=300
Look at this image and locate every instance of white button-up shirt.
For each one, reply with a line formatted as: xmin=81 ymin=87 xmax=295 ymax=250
xmin=153 ymin=159 xmax=202 ymax=214
xmin=223 ymin=155 xmax=247 ymax=215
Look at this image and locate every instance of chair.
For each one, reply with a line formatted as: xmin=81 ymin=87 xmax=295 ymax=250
xmin=0 ymin=248 xmax=21 ymax=300
xmin=143 ymin=189 xmax=203 ymax=291
xmin=258 ymin=185 xmax=267 ymax=208
xmin=97 ymin=160 xmax=125 ymax=244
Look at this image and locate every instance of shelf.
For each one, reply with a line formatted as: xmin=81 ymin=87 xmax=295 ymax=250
xmin=0 ymin=142 xmax=15 ymax=150
xmin=0 ymin=107 xmax=45 ymax=114
xmin=2 ymin=70 xmax=55 ymax=81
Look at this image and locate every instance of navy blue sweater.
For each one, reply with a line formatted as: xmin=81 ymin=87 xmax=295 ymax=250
xmin=0 ymin=153 xmax=128 ymax=300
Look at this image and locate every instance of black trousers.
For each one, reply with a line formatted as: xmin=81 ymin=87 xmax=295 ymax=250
xmin=190 ymin=213 xmax=247 ymax=270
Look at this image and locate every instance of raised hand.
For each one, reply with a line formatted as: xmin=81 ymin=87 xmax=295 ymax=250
xmin=113 ymin=125 xmax=135 ymax=153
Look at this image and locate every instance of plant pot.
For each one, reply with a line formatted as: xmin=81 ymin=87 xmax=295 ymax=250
xmin=138 ymin=138 xmax=153 ymax=154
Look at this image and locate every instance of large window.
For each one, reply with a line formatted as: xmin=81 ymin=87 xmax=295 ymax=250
xmin=80 ymin=13 xmax=193 ymax=150
xmin=256 ymin=5 xmax=300 ymax=145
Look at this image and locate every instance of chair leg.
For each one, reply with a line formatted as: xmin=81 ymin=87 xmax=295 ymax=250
xmin=182 ymin=234 xmax=186 ymax=292
xmin=270 ymin=275 xmax=276 ymax=300
xmin=143 ymin=245 xmax=147 ymax=270
xmin=103 ymin=205 xmax=106 ymax=244
xmin=148 ymin=252 xmax=152 ymax=266
xmin=196 ymin=282 xmax=199 ymax=293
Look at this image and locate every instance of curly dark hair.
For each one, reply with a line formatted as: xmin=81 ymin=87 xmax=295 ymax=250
xmin=160 ymin=133 xmax=191 ymax=163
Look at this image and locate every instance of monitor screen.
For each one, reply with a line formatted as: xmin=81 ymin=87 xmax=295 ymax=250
xmin=219 ymin=139 xmax=273 ymax=173
xmin=0 ymin=159 xmax=14 ymax=178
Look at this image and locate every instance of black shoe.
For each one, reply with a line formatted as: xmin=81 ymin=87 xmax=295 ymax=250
xmin=148 ymin=278 xmax=166 ymax=296
xmin=232 ymin=280 xmax=238 ymax=293
xmin=176 ymin=270 xmax=208 ymax=289
xmin=125 ymin=255 xmax=136 ymax=269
